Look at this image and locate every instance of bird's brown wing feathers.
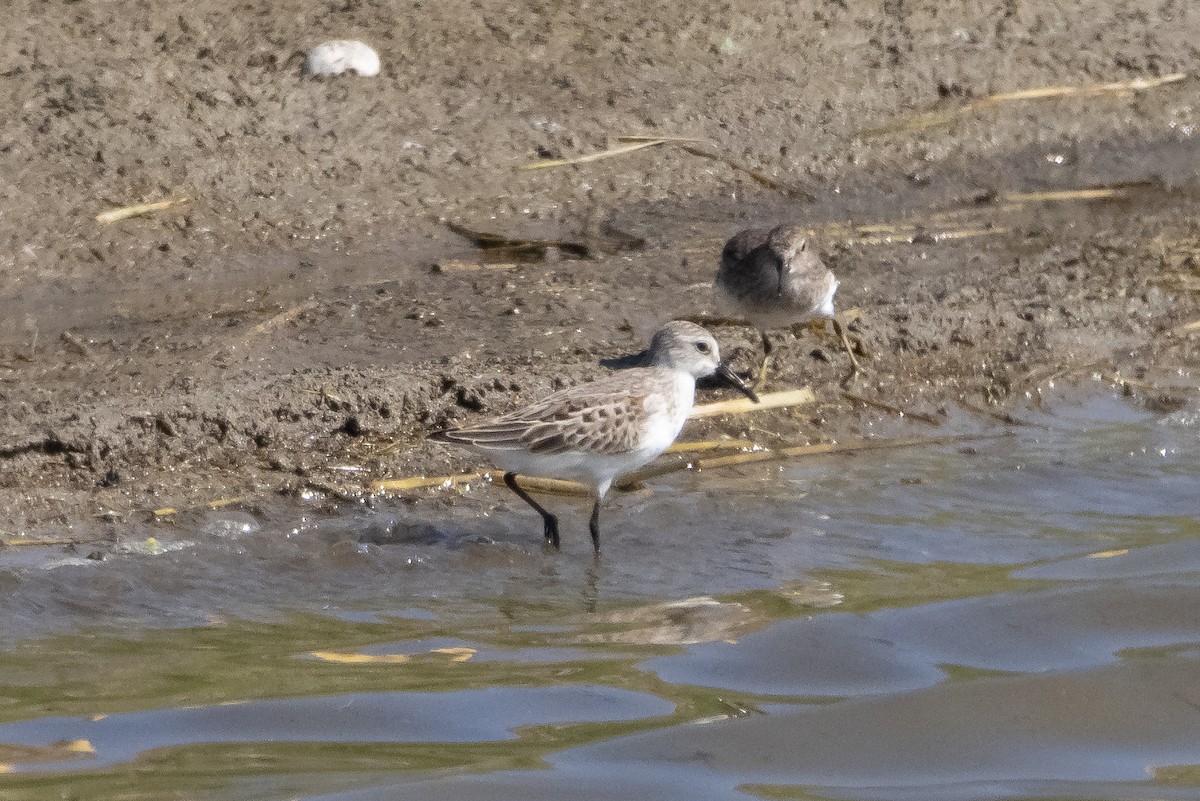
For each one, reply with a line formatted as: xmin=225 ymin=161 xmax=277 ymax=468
xmin=432 ymin=373 xmax=665 ymax=456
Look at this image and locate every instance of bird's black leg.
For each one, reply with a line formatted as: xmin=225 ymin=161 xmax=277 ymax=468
xmin=503 ymin=472 xmax=560 ymax=549
xmin=831 ymin=317 xmax=861 ymax=379
xmin=588 ymin=499 xmax=602 ymax=556
xmin=757 ymin=330 xmax=774 ymax=386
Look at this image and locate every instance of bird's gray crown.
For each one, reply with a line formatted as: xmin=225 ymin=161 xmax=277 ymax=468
xmin=646 ymin=320 xmax=723 ymax=378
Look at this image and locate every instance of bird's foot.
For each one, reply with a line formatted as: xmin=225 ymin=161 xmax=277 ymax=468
xmin=543 ymin=517 xmax=561 ymax=550
xmin=832 ymin=318 xmax=862 ymax=386
xmin=755 ymin=355 xmax=773 ymax=390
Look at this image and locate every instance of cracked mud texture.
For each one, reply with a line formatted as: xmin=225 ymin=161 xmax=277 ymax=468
xmin=1 ymin=0 xmax=1199 ymax=538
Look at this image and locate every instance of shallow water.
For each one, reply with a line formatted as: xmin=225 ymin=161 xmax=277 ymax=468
xmin=2 ymin=386 xmax=1199 ymax=800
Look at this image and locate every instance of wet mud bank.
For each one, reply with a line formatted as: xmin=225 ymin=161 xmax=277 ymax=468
xmin=1 ymin=0 xmax=1199 ymax=540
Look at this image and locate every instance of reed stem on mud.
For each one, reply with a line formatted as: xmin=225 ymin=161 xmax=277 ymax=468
xmin=239 ymin=301 xmax=318 ymax=346
xmin=620 ymin=432 xmax=1007 ymax=489
xmin=518 ymin=139 xmax=669 ymax=170
xmin=843 ymin=391 xmax=941 ymax=426
xmin=371 ymin=473 xmax=484 ymax=493
xmin=614 ymin=135 xmax=704 ymax=143
xmin=372 ymin=432 xmax=1011 ymax=498
xmin=517 ymin=134 xmax=813 ymax=201
xmin=152 ymin=496 xmax=246 ymax=518
xmin=95 ymin=197 xmax=190 ymax=224
xmin=370 ymin=472 xmax=591 ymax=496
xmin=674 ymin=144 xmax=815 ymax=201
xmin=432 ymin=260 xmax=519 ymax=273
xmin=375 ymin=393 xmax=807 ymax=495
xmin=1000 ymin=188 xmax=1128 ymax=204
xmin=0 ymin=535 xmax=102 ymax=548
xmin=858 ymin=72 xmax=1188 ymax=137
xmin=690 ymin=388 xmax=815 ymax=418
xmin=1175 ymin=318 xmax=1200 ymax=335
xmin=666 ymin=438 xmax=757 ymax=453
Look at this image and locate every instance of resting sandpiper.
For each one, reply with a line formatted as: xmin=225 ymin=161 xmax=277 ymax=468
xmin=716 ymin=225 xmax=857 ymax=382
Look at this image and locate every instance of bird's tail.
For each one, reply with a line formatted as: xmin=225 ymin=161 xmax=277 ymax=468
xmin=427 ymin=428 xmax=461 ymax=444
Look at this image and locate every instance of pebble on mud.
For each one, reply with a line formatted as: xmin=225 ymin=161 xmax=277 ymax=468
xmin=305 ymin=40 xmax=381 ymax=77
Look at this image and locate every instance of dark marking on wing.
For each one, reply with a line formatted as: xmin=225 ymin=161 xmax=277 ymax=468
xmin=430 ymin=371 xmax=669 ymax=456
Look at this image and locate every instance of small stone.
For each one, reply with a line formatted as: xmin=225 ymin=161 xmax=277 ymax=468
xmin=306 ymin=40 xmax=381 ymax=77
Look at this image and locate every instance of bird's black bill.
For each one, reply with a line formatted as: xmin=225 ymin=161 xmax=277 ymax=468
xmin=717 ymin=362 xmax=760 ymax=403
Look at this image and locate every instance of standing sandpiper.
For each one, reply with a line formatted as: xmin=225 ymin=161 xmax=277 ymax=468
xmin=430 ymin=321 xmax=758 ymax=554
xmin=716 ymin=225 xmax=858 ymax=383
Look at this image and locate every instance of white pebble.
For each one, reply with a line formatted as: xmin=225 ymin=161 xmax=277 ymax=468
xmin=306 ymin=40 xmax=381 ymax=77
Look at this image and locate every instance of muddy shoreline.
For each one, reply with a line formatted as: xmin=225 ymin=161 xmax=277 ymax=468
xmin=2 ymin=0 xmax=1198 ymax=541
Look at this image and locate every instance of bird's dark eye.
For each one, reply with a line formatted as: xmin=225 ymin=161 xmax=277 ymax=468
xmin=694 ymin=341 xmax=711 ymax=354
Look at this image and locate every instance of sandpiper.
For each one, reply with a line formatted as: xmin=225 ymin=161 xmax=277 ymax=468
xmin=716 ymin=225 xmax=858 ymax=382
xmin=430 ymin=321 xmax=758 ymax=554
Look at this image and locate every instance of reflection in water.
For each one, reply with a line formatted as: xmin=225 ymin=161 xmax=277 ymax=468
xmin=1 ymin=389 xmax=1199 ymax=800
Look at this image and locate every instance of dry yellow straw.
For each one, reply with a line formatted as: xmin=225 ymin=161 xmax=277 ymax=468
xmin=372 ymin=472 xmax=591 ymax=496
xmin=0 ymin=535 xmax=95 ymax=548
xmin=517 ymin=135 xmax=812 ymax=201
xmin=982 ymin=73 xmax=1186 ymax=102
xmin=384 ymin=433 xmax=1008 ymax=496
xmin=207 ymin=497 xmax=243 ymax=509
xmin=1000 ymin=188 xmax=1128 ymax=204
xmin=433 ymin=260 xmax=520 ymax=273
xmin=690 ymin=388 xmax=815 ymax=418
xmin=519 ymin=139 xmax=668 ymax=170
xmin=620 ymin=432 xmax=1010 ymax=485
xmin=233 ymin=300 xmax=319 ymax=348
xmin=667 ymin=438 xmax=756 ymax=453
xmin=373 ymin=439 xmax=755 ymax=494
xmin=95 ymin=197 xmax=190 ymax=224
xmin=372 ymin=473 xmax=482 ymax=493
xmin=375 ymin=392 xmax=810 ymax=495
xmin=615 ymin=135 xmax=704 ymax=143
xmin=1174 ymin=318 xmax=1200 ymax=335
xmin=851 ymin=226 xmax=1008 ymax=247
xmin=504 ymin=475 xmax=592 ymax=496
xmin=703 ymin=432 xmax=1007 ymax=470
xmin=676 ymin=145 xmax=815 ymax=201
xmin=860 ymin=73 xmax=1188 ymax=136
xmin=843 ymin=391 xmax=941 ymax=426
xmin=152 ymin=496 xmax=246 ymax=518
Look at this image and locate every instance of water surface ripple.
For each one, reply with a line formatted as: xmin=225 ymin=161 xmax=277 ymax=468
xmin=1 ymin=389 xmax=1199 ymax=801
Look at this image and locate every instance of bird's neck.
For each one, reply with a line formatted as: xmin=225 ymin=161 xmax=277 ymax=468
xmin=670 ymin=369 xmax=697 ymax=411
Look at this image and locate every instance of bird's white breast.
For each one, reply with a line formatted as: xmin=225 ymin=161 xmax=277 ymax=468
xmin=637 ymin=371 xmax=694 ymax=455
